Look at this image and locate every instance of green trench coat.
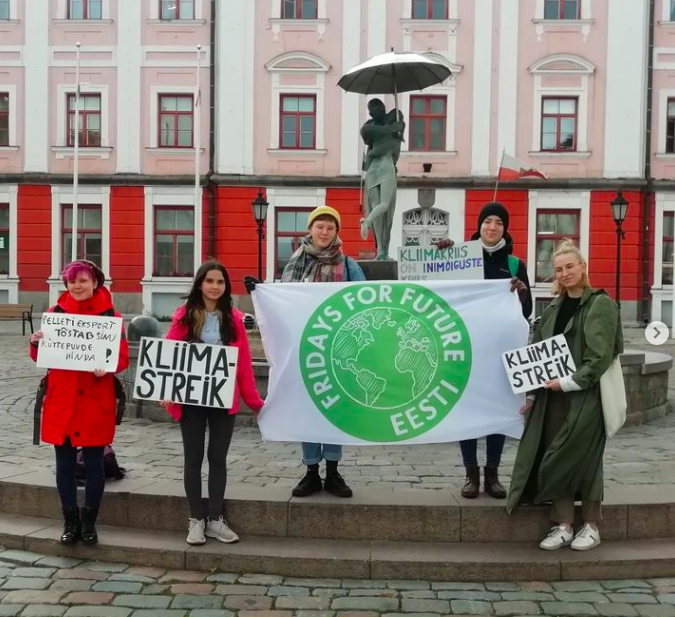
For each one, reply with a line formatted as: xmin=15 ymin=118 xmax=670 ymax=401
xmin=506 ymin=287 xmax=623 ymax=514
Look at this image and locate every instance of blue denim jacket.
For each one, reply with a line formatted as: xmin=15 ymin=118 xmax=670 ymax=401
xmin=344 ymin=256 xmax=366 ymax=282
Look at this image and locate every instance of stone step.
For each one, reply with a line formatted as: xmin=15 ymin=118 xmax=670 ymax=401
xmin=0 ymin=469 xmax=673 ymax=543
xmin=0 ymin=512 xmax=674 ymax=582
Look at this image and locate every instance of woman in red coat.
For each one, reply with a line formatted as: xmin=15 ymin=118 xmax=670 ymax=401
xmin=29 ymin=260 xmax=129 ymax=545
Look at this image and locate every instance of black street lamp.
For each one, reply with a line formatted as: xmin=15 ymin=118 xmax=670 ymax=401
xmin=610 ymin=190 xmax=629 ymax=308
xmin=251 ymin=190 xmax=269 ymax=281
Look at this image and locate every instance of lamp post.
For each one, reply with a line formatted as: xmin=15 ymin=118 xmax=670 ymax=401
xmin=251 ymin=190 xmax=269 ymax=281
xmin=610 ymin=190 xmax=630 ymax=308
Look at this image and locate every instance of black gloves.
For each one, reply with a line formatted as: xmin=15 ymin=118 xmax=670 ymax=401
xmin=244 ymin=276 xmax=261 ymax=294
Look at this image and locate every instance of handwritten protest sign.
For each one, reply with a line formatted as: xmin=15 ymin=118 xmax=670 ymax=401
xmin=37 ymin=313 xmax=123 ymax=372
xmin=133 ymin=337 xmax=239 ymax=409
xmin=398 ymin=241 xmax=484 ymax=281
xmin=502 ymin=334 xmax=577 ymax=394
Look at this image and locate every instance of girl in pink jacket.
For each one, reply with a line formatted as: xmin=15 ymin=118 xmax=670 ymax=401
xmin=164 ymin=260 xmax=264 ymax=545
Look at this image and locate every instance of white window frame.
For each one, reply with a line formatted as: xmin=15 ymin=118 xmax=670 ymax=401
xmin=0 ymin=0 xmax=18 ymax=21
xmin=657 ymin=89 xmax=675 ymax=155
xmin=662 ymin=0 xmax=675 ymax=22
xmin=141 ymin=186 xmax=202 ymax=315
xmin=266 ymin=52 xmax=330 ymax=154
xmin=651 ymin=194 xmax=675 ymax=333
xmin=0 ymin=184 xmax=18 ymax=303
xmin=527 ymin=190 xmax=590 ymax=307
xmin=57 ymin=0 xmax=111 ymax=20
xmin=401 ymin=1 xmax=460 ymax=65
xmin=264 ymin=187 xmax=326 ymax=281
xmin=528 ymin=55 xmax=594 ymax=155
xmin=149 ymin=0 xmax=204 ymax=21
xmin=269 ymin=0 xmax=328 ymax=41
xmin=48 ymin=185 xmax=111 ymax=306
xmin=148 ymin=86 xmax=198 ymax=151
xmin=53 ymin=84 xmax=112 ymax=158
xmin=0 ymin=85 xmax=17 ymax=148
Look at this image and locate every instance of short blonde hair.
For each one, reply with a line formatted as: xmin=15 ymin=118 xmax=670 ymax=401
xmin=551 ymin=239 xmax=590 ymax=296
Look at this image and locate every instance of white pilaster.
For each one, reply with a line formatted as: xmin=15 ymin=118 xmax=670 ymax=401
xmin=23 ymin=0 xmax=49 ymax=172
xmin=216 ymin=0 xmax=254 ymax=174
xmin=603 ymin=0 xmax=649 ymax=178
xmin=497 ymin=0 xmax=519 ymax=165
xmin=116 ymin=0 xmax=142 ymax=173
xmin=470 ymin=0 xmax=493 ymax=176
xmin=339 ymin=0 xmax=362 ymax=176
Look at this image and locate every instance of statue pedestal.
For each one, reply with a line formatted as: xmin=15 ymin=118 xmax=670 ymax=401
xmin=357 ymin=260 xmax=399 ymax=281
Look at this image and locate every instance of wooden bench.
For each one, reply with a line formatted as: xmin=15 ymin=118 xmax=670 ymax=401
xmin=0 ymin=304 xmax=34 ymax=335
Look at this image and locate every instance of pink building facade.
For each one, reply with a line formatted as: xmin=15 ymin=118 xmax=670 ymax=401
xmin=0 ymin=0 xmax=673 ymax=324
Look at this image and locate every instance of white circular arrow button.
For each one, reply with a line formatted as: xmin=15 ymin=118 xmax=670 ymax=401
xmin=646 ymin=321 xmax=669 ymax=346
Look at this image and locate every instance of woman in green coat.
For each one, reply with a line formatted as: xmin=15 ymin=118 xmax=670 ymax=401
xmin=506 ymin=240 xmax=623 ymax=552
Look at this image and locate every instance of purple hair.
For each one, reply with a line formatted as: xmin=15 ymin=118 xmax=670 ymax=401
xmin=61 ymin=260 xmax=99 ymax=286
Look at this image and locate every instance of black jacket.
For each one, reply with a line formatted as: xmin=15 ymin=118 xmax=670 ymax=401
xmin=470 ymin=231 xmax=533 ymax=319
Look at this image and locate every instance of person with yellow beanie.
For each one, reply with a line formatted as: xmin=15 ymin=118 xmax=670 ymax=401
xmin=244 ymin=205 xmax=364 ymax=497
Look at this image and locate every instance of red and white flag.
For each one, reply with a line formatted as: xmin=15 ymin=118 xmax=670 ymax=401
xmin=497 ymin=153 xmax=547 ymax=182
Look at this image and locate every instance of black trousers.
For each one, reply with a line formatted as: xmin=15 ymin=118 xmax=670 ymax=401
xmin=54 ymin=438 xmax=104 ymax=510
xmin=459 ymin=435 xmax=506 ymax=468
xmin=180 ymin=405 xmax=236 ymax=520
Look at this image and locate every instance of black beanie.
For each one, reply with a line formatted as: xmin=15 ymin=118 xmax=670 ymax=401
xmin=477 ymin=202 xmax=510 ymax=233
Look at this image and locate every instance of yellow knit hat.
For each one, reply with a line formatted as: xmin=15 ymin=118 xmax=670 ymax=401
xmin=308 ymin=205 xmax=341 ymax=231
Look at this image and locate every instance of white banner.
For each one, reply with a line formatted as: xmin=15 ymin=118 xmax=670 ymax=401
xmin=253 ymin=280 xmax=529 ymax=445
xmin=37 ymin=313 xmax=123 ymax=372
xmin=502 ymin=334 xmax=577 ymax=394
xmin=133 ymin=337 xmax=239 ymax=409
xmin=398 ymin=241 xmax=484 ymax=281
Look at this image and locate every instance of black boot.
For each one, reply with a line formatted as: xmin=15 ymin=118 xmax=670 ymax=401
xmin=461 ymin=465 xmax=480 ymax=499
xmin=292 ymin=464 xmax=322 ymax=497
xmin=80 ymin=506 xmax=99 ymax=545
xmin=60 ymin=507 xmax=80 ymax=545
xmin=484 ymin=466 xmax=507 ymax=499
xmin=324 ymin=461 xmax=353 ymax=498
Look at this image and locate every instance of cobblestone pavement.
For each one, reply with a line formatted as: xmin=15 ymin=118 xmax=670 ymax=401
xmin=0 ymin=548 xmax=672 ymax=616
xmin=0 ymin=322 xmax=674 ymax=492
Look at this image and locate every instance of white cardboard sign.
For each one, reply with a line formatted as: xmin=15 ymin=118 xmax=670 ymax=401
xmin=133 ymin=337 xmax=239 ymax=409
xmin=37 ymin=313 xmax=123 ymax=372
xmin=398 ymin=241 xmax=484 ymax=281
xmin=502 ymin=334 xmax=577 ymax=394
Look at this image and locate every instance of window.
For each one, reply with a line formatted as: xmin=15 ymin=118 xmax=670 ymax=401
xmin=671 ymin=0 xmax=675 ymax=21
xmin=159 ymin=95 xmax=194 ymax=148
xmin=276 ymin=209 xmax=310 ymax=278
xmin=0 ymin=204 xmax=8 ymax=275
xmin=0 ymin=0 xmax=9 ymax=20
xmin=535 ymin=211 xmax=580 ymax=283
xmin=667 ymin=99 xmax=675 ymax=154
xmin=541 ymin=97 xmax=577 ymax=152
xmin=281 ymin=0 xmax=317 ymax=19
xmin=663 ymin=212 xmax=674 ymax=285
xmin=161 ymin=0 xmax=194 ymax=20
xmin=0 ymin=93 xmax=8 ymax=146
xmin=69 ymin=0 xmax=102 ymax=19
xmin=544 ymin=0 xmax=580 ymax=19
xmin=62 ymin=206 xmax=102 ymax=268
xmin=410 ymin=96 xmax=447 ymax=151
xmin=67 ymin=94 xmax=102 ymax=147
xmin=403 ymin=208 xmax=448 ymax=246
xmin=154 ymin=207 xmax=194 ymax=277
xmin=412 ymin=0 xmax=448 ymax=19
xmin=280 ymin=95 xmax=316 ymax=150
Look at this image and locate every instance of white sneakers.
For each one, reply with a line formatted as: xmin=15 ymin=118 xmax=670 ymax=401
xmin=539 ymin=524 xmax=601 ymax=551
xmin=186 ymin=518 xmax=206 ymax=545
xmin=539 ymin=525 xmax=573 ymax=550
xmin=571 ymin=523 xmax=601 ymax=551
xmin=205 ymin=516 xmax=239 ymax=544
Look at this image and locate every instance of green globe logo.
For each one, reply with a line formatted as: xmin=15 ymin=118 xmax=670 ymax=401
xmin=299 ymin=283 xmax=472 ymax=442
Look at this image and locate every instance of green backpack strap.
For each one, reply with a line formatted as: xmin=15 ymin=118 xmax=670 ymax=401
xmin=507 ymin=255 xmax=520 ymax=278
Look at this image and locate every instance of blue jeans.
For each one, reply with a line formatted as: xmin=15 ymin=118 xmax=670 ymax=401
xmin=301 ymin=442 xmax=342 ymax=466
xmin=459 ymin=435 xmax=505 ymax=468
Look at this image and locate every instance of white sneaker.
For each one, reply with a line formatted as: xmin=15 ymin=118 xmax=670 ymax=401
xmin=571 ymin=524 xmax=601 ymax=551
xmin=186 ymin=518 xmax=206 ymax=545
xmin=205 ymin=516 xmax=239 ymax=544
xmin=539 ymin=525 xmax=574 ymax=551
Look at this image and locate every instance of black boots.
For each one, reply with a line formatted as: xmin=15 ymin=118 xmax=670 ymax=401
xmin=483 ymin=466 xmax=507 ymax=499
xmin=60 ymin=507 xmax=80 ymax=545
xmin=292 ymin=464 xmax=323 ymax=497
xmin=461 ymin=465 xmax=480 ymax=499
xmin=324 ymin=461 xmax=352 ymax=498
xmin=80 ymin=506 xmax=99 ymax=545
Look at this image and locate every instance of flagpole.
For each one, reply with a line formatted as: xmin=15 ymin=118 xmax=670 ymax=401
xmin=493 ymin=150 xmax=504 ymax=202
xmin=71 ymin=41 xmax=81 ymax=263
xmin=194 ymin=44 xmax=201 ymax=268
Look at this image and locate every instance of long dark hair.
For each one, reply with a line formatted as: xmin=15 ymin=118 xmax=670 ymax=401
xmin=181 ymin=260 xmax=237 ymax=345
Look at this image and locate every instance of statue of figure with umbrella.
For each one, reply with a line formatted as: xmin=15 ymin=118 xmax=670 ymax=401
xmin=338 ymin=51 xmax=452 ymax=261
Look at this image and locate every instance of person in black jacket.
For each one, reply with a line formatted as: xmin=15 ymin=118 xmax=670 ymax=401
xmin=438 ymin=201 xmax=532 ymax=499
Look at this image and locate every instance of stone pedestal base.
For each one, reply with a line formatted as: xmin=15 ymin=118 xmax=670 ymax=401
xmin=357 ymin=260 xmax=399 ymax=281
